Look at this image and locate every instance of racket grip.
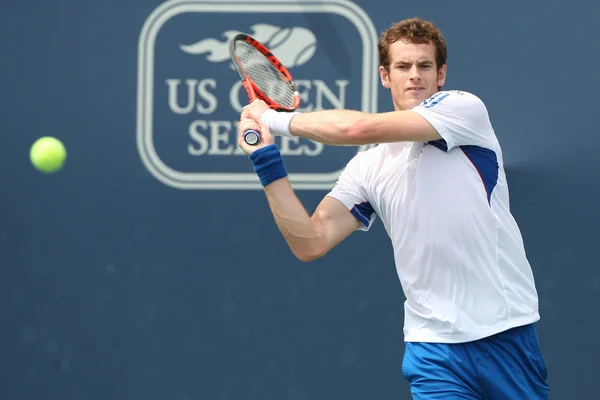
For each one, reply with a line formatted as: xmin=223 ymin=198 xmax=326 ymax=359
xmin=244 ymin=129 xmax=261 ymax=146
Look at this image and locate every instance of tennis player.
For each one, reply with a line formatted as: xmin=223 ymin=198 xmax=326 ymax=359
xmin=238 ymin=17 xmax=549 ymax=399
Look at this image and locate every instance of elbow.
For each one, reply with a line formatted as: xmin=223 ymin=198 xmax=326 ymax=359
xmin=343 ymin=117 xmax=374 ymax=145
xmin=290 ymin=242 xmax=327 ymax=263
xmin=295 ymin=252 xmax=322 ymax=263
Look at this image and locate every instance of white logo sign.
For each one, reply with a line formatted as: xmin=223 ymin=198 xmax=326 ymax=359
xmin=137 ymin=0 xmax=378 ymax=190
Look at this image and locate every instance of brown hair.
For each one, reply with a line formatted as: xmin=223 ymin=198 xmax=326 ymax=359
xmin=378 ymin=18 xmax=447 ymax=71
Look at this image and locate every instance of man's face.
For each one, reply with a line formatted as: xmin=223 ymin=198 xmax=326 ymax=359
xmin=379 ymin=40 xmax=447 ymax=111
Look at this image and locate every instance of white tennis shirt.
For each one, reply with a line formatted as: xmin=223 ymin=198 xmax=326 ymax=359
xmin=327 ymin=90 xmax=540 ymax=343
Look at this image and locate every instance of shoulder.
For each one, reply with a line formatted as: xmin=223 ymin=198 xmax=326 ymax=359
xmin=415 ymin=90 xmax=492 ymax=127
xmin=418 ymin=90 xmax=487 ymax=111
xmin=338 ymin=144 xmax=385 ymax=180
xmin=348 ymin=144 xmax=384 ymax=164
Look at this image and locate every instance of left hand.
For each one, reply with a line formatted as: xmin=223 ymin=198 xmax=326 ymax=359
xmin=241 ymin=99 xmax=270 ymax=126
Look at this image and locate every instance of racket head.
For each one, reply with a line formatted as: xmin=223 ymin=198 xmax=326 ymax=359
xmin=229 ymin=33 xmax=300 ymax=112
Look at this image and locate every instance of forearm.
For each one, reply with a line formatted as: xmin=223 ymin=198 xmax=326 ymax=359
xmin=262 ymin=108 xmax=376 ymax=146
xmin=263 ymin=179 xmax=324 ymax=261
xmin=289 ymin=109 xmax=370 ymax=146
xmin=249 ymin=144 xmax=323 ymax=261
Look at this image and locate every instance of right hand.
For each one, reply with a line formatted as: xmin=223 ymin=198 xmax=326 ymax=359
xmin=241 ymin=99 xmax=270 ymax=126
xmin=237 ymin=117 xmax=275 ymax=156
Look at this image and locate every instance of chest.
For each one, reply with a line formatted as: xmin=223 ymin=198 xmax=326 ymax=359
xmin=364 ymin=143 xmax=485 ymax=226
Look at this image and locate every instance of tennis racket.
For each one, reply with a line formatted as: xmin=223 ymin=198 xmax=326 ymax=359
xmin=229 ymin=33 xmax=300 ymax=146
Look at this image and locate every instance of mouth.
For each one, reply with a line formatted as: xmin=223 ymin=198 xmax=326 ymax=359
xmin=406 ymin=87 xmax=425 ymax=93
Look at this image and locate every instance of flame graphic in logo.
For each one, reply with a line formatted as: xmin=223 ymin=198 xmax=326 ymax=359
xmin=180 ymin=23 xmax=317 ymax=68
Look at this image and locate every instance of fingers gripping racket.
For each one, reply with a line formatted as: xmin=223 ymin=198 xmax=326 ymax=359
xmin=229 ymin=33 xmax=300 ymax=146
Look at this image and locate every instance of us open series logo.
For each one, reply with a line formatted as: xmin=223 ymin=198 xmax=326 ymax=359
xmin=137 ymin=0 xmax=378 ymax=190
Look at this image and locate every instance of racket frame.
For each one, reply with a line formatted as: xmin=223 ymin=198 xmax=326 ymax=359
xmin=229 ymin=33 xmax=300 ymax=145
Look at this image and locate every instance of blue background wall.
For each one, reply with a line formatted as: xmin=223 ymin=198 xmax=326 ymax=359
xmin=3 ymin=0 xmax=599 ymax=398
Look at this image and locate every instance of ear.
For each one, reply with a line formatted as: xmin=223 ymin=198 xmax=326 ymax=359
xmin=379 ymin=65 xmax=390 ymax=89
xmin=437 ymin=64 xmax=447 ymax=88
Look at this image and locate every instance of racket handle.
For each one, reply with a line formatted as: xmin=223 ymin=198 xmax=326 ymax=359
xmin=244 ymin=129 xmax=261 ymax=146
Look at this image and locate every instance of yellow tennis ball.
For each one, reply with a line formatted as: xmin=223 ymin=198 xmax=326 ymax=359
xmin=30 ymin=137 xmax=67 ymax=173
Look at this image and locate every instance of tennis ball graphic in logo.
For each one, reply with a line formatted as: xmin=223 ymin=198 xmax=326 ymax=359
xmin=265 ymin=27 xmax=317 ymax=68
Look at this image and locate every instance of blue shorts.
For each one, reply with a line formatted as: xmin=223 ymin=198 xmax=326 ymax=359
xmin=402 ymin=324 xmax=550 ymax=399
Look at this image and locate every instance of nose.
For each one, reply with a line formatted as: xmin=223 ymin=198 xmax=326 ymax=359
xmin=409 ymin=65 xmax=421 ymax=81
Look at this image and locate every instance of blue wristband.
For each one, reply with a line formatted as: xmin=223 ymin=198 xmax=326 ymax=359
xmin=249 ymin=144 xmax=288 ymax=187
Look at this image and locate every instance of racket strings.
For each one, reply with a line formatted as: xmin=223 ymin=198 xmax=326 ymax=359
xmin=236 ymin=41 xmax=296 ymax=108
